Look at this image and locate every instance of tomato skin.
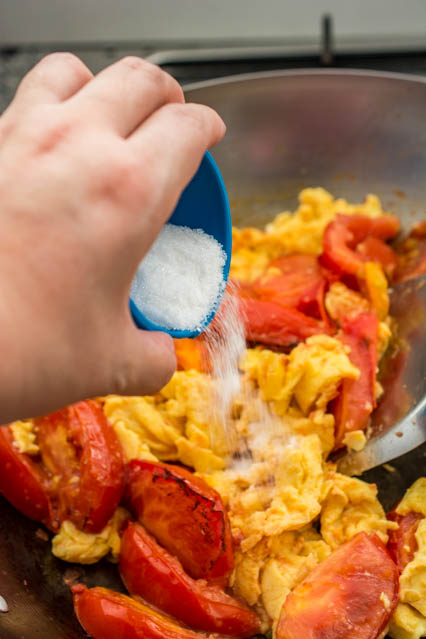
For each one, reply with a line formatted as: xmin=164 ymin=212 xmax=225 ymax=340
xmin=331 ymin=311 xmax=378 ymax=449
xmin=71 ymin=584 xmax=221 ymax=639
xmin=387 ymin=510 xmax=424 ymax=573
xmin=0 ymin=426 xmax=57 ymax=530
xmin=125 ymin=460 xmax=234 ymax=584
xmin=252 ymin=254 xmax=329 ymax=322
xmin=356 ymin=236 xmax=398 ymax=279
xmin=276 ymin=532 xmax=399 ymax=639
xmin=35 ymin=400 xmax=125 ymax=533
xmin=120 ymin=522 xmax=260 ymax=636
xmin=241 ymin=297 xmax=328 ymax=348
xmin=321 ymin=214 xmax=400 ymax=277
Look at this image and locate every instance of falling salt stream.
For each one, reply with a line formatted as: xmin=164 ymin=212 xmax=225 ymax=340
xmin=204 ymin=284 xmax=297 ymax=484
xmin=203 ymin=283 xmax=245 ymax=455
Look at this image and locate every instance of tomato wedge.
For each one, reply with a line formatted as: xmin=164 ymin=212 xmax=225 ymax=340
xmin=321 ymin=214 xmax=400 ymax=278
xmin=125 ymin=460 xmax=234 ymax=585
xmin=120 ymin=522 xmax=260 ymax=636
xmin=252 ymin=254 xmax=329 ymax=322
xmin=72 ymin=584 xmax=224 ymax=639
xmin=387 ymin=509 xmax=424 ymax=573
xmin=241 ymin=297 xmax=328 ymax=348
xmin=34 ymin=400 xmax=125 ymax=533
xmin=331 ymin=311 xmax=378 ymax=449
xmin=276 ymin=532 xmax=399 ymax=639
xmin=0 ymin=426 xmax=56 ymax=530
xmin=0 ymin=400 xmax=124 ymax=533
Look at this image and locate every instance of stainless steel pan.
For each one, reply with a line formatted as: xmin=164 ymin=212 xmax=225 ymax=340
xmin=1 ymin=69 xmax=425 ymax=638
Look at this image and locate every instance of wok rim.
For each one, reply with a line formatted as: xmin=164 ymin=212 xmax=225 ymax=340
xmin=182 ymin=67 xmax=426 ymax=91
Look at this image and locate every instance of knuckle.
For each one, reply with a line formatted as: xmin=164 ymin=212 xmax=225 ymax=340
xmin=119 ymin=56 xmax=168 ymax=89
xmin=36 ymin=52 xmax=90 ymax=82
xmin=165 ymin=102 xmax=206 ymax=133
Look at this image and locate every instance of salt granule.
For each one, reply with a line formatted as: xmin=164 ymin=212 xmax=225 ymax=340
xmin=131 ymin=224 xmax=226 ymax=331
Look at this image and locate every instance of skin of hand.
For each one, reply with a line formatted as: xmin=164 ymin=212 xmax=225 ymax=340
xmin=0 ymin=53 xmax=226 ymax=423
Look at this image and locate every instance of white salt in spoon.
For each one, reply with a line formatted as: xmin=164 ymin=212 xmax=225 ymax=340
xmin=130 ymin=151 xmax=232 ymax=338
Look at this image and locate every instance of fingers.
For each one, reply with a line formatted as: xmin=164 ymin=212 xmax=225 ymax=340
xmin=127 ymin=102 xmax=226 ymax=233
xmin=112 ymin=327 xmax=177 ymax=396
xmin=67 ymin=57 xmax=184 ymax=138
xmin=10 ymin=53 xmax=93 ymax=109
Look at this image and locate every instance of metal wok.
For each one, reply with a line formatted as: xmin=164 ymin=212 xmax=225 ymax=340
xmin=0 ymin=69 xmax=425 ymax=638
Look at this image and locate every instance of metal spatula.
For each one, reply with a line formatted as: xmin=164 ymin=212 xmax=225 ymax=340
xmin=338 ymin=274 xmax=426 ymax=475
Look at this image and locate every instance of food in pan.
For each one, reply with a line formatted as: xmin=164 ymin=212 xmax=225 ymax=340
xmin=1 ymin=188 xmax=425 ymax=639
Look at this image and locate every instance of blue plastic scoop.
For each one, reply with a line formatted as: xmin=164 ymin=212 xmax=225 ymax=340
xmin=130 ymin=151 xmax=232 ymax=339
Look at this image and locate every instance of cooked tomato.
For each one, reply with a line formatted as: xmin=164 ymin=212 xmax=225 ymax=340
xmin=356 ymin=236 xmax=398 ymax=279
xmin=72 ymin=584 xmax=217 ymax=639
xmin=321 ymin=214 xmax=400 ymax=278
xmin=331 ymin=311 xmax=378 ymax=449
xmin=0 ymin=426 xmax=56 ymax=530
xmin=387 ymin=509 xmax=424 ymax=573
xmin=241 ymin=297 xmax=329 ymax=348
xmin=120 ymin=522 xmax=260 ymax=636
xmin=252 ymin=254 xmax=329 ymax=322
xmin=126 ymin=460 xmax=234 ymax=584
xmin=0 ymin=400 xmax=124 ymax=533
xmin=276 ymin=532 xmax=399 ymax=639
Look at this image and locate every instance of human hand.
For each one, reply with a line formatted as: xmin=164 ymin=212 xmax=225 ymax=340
xmin=0 ymin=53 xmax=225 ymax=422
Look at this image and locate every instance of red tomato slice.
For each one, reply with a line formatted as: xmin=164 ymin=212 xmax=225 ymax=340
xmin=72 ymin=584 xmax=221 ymax=639
xmin=276 ymin=532 xmax=399 ymax=639
xmin=126 ymin=460 xmax=234 ymax=585
xmin=331 ymin=311 xmax=378 ymax=449
xmin=356 ymin=236 xmax=399 ymax=279
xmin=0 ymin=426 xmax=56 ymax=530
xmin=241 ymin=297 xmax=329 ymax=348
xmin=35 ymin=400 xmax=125 ymax=533
xmin=387 ymin=509 xmax=424 ymax=573
xmin=321 ymin=214 xmax=400 ymax=277
xmin=252 ymin=254 xmax=329 ymax=322
xmin=120 ymin=522 xmax=260 ymax=636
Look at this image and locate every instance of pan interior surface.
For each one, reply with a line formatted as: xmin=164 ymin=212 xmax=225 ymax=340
xmin=1 ymin=69 xmax=426 ymax=639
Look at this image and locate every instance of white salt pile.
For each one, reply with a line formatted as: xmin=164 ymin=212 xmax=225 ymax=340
xmin=131 ymin=224 xmax=226 ymax=332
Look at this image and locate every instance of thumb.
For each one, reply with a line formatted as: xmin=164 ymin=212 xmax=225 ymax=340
xmin=113 ymin=326 xmax=177 ymax=397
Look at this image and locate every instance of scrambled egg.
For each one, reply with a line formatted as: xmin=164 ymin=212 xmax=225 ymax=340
xmin=389 ymin=478 xmax=426 ymax=638
xmin=241 ymin=336 xmax=359 ymax=421
xmin=390 ymin=604 xmax=426 ymax=639
xmin=10 ymin=419 xmax=39 ymax=455
xmin=395 ymin=478 xmax=426 ymax=518
xmin=52 ymin=507 xmax=129 ymax=564
xmin=231 ymin=526 xmax=331 ymax=622
xmin=103 ymin=372 xmax=226 ymax=473
xmin=320 ymin=473 xmax=396 ymax=549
